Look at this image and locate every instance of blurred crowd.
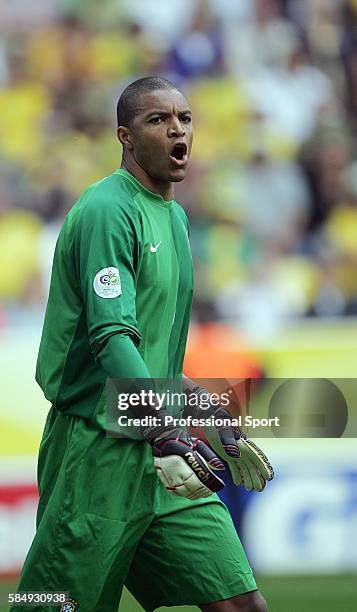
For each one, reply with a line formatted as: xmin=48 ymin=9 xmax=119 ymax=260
xmin=1 ymin=0 xmax=357 ymax=339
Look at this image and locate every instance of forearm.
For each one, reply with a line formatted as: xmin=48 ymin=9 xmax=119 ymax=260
xmin=98 ymin=333 xmax=159 ymax=421
xmin=97 ymin=333 xmax=151 ymax=379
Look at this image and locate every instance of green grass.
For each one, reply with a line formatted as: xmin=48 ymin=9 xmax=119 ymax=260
xmin=1 ymin=575 xmax=356 ymax=611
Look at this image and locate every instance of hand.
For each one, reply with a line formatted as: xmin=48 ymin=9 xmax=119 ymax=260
xmin=150 ymin=428 xmax=226 ymax=500
xmin=203 ymin=405 xmax=274 ymax=492
xmin=204 ymin=408 xmax=274 ymax=492
xmin=181 ymin=377 xmax=274 ymax=493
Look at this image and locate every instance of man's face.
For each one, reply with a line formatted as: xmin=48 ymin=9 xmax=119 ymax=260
xmin=124 ymin=88 xmax=193 ymax=183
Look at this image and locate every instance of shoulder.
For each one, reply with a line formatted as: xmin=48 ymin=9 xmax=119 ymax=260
xmin=80 ymin=172 xmax=137 ymax=216
xmin=70 ymin=171 xmax=140 ymax=228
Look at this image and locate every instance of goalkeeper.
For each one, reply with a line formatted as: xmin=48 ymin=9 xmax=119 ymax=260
xmin=12 ymin=77 xmax=272 ymax=612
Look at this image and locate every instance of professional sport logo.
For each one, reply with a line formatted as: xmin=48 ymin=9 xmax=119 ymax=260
xmin=93 ymin=267 xmax=121 ymax=298
xmin=60 ymin=598 xmax=78 ymax=611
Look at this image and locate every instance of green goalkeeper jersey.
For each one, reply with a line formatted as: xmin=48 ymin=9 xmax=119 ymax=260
xmin=36 ymin=168 xmax=193 ymax=419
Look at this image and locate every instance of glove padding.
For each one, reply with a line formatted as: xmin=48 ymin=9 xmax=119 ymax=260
xmin=152 ymin=432 xmax=225 ymax=500
xmin=204 ymin=408 xmax=274 ymax=492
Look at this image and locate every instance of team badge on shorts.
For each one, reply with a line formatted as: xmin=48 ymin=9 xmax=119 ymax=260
xmin=60 ymin=597 xmax=78 ymax=611
xmin=93 ymin=267 xmax=121 ymax=298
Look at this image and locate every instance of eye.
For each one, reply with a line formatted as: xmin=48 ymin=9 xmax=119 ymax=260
xmin=181 ymin=115 xmax=192 ymax=124
xmin=149 ymin=116 xmax=163 ymax=124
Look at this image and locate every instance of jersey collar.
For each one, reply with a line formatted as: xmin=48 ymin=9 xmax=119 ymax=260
xmin=115 ymin=168 xmax=174 ymax=209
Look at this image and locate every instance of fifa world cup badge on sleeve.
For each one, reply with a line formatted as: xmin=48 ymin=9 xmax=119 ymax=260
xmin=93 ymin=267 xmax=121 ymax=298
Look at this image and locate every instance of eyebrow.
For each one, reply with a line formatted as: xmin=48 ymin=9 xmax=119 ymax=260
xmin=145 ymin=109 xmax=192 ymax=118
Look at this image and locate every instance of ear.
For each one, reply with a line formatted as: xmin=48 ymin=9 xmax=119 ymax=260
xmin=117 ymin=126 xmax=133 ymax=150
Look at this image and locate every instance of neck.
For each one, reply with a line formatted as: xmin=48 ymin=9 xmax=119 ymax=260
xmin=121 ymin=156 xmax=174 ymax=201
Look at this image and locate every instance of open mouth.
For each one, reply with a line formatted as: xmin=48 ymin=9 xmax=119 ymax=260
xmin=170 ymin=142 xmax=188 ymax=165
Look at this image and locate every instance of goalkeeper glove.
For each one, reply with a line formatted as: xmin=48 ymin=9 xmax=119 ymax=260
xmin=143 ymin=413 xmax=226 ymax=500
xmin=184 ymin=387 xmax=274 ymax=493
xmin=204 ymin=408 xmax=274 ymax=492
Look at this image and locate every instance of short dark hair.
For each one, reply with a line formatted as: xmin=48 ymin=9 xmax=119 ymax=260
xmin=117 ymin=76 xmax=177 ymax=128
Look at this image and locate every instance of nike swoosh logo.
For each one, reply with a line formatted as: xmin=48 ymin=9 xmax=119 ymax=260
xmin=150 ymin=241 xmax=162 ymax=253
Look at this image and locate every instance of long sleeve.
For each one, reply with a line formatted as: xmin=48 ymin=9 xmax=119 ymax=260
xmin=74 ymin=188 xmax=148 ymax=378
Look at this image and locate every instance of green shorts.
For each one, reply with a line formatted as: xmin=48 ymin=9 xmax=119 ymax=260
xmin=13 ymin=407 xmax=257 ymax=612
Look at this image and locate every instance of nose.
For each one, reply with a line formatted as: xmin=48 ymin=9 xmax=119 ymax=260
xmin=167 ymin=117 xmax=185 ymax=138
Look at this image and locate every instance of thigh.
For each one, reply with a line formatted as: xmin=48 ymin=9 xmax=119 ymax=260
xmin=125 ymin=489 xmax=257 ymax=611
xmin=36 ymin=406 xmax=77 ymax=527
xmin=14 ymin=412 xmax=157 ymax=612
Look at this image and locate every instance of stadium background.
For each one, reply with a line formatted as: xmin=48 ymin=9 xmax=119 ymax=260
xmin=0 ymin=0 xmax=357 ymax=610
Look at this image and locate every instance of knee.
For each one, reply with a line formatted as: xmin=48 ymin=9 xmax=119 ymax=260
xmin=234 ymin=591 xmax=268 ymax=612
xmin=241 ymin=591 xmax=267 ymax=612
xmin=200 ymin=590 xmax=268 ymax=612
